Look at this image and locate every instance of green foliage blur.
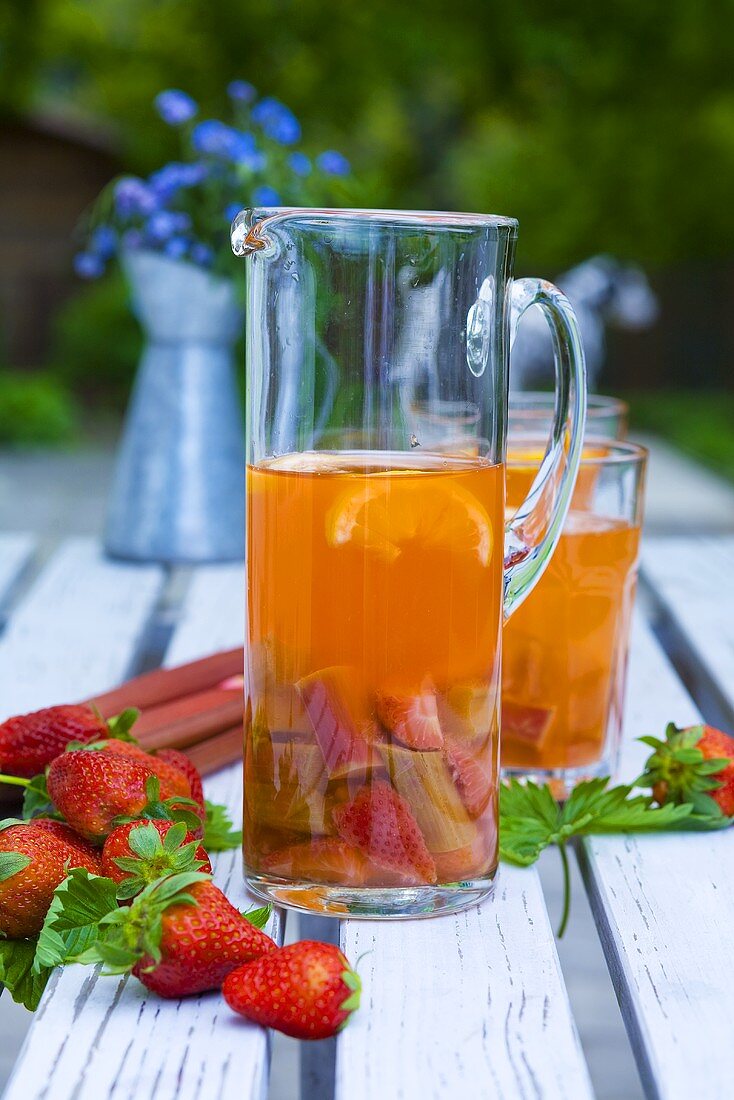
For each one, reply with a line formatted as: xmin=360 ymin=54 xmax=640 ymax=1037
xmin=2 ymin=0 xmax=734 ymax=449
xmin=3 ymin=0 xmax=734 ymax=270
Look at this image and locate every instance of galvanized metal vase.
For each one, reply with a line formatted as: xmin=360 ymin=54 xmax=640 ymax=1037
xmin=104 ymin=250 xmax=245 ymax=563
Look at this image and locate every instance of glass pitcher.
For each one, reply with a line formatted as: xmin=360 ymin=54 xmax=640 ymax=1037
xmin=232 ymin=208 xmax=586 ymax=918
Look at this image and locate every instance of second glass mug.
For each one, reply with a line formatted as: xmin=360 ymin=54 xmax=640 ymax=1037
xmin=232 ymin=208 xmax=587 ymax=918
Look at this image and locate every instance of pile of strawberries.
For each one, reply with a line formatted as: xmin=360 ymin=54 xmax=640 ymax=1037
xmin=0 ymin=702 xmax=360 ymax=1039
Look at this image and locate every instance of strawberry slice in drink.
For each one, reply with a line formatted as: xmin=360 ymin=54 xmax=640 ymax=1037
xmin=502 ymin=699 xmax=556 ymax=747
xmin=296 ymin=667 xmax=380 ymax=778
xmin=376 ymin=681 xmax=443 ymax=750
xmin=261 ymin=839 xmax=369 ymax=886
xmin=443 ymin=737 xmax=494 ymax=818
xmin=333 ymin=779 xmax=437 ymax=885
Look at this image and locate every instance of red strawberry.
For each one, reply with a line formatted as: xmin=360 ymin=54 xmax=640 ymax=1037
xmin=89 ymin=872 xmax=276 ymax=997
xmin=102 ymin=820 xmax=211 ymax=898
xmin=376 ymin=685 xmax=444 ymax=751
xmin=0 ymin=705 xmax=107 ymax=778
xmin=47 ymin=748 xmax=193 ymax=843
xmin=640 ymin=722 xmax=734 ymax=815
xmin=97 ymin=741 xmax=192 ymax=799
xmin=443 ymin=738 xmax=494 ymax=818
xmin=223 ymin=940 xmax=361 ymax=1040
xmin=333 ymin=778 xmax=437 ymax=884
xmin=155 ymin=749 xmax=205 ymax=812
xmin=32 ymin=819 xmax=102 ymax=874
xmin=0 ymin=822 xmax=96 ymax=937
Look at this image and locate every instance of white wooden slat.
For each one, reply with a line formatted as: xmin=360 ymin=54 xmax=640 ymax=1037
xmin=577 ymin=613 xmax=734 ymax=1100
xmin=337 ymin=865 xmax=594 ymax=1100
xmin=640 ymin=535 xmax=734 ymax=716
xmin=0 ymin=535 xmax=35 ymax=610
xmin=3 ymin=564 xmax=282 ymax=1100
xmin=0 ymin=538 xmax=164 ymax=718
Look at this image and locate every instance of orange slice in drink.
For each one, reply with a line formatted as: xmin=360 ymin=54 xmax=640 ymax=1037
xmin=326 ymin=480 xmax=492 ymax=566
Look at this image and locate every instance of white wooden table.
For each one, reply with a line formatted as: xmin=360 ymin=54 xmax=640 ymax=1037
xmin=0 ymin=534 xmax=731 ymax=1100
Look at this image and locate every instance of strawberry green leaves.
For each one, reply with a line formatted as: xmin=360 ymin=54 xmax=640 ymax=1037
xmin=34 ymin=868 xmax=119 ymax=971
xmin=243 ymin=904 xmax=272 ymax=930
xmin=499 ymin=775 xmax=731 ymax=936
xmin=0 ymin=852 xmax=32 ymax=883
xmin=105 ymin=708 xmax=140 ymax=742
xmin=203 ymin=800 xmax=242 ymax=851
xmin=0 ymin=939 xmax=52 ymax=1011
xmin=636 ymin=723 xmax=731 ymax=814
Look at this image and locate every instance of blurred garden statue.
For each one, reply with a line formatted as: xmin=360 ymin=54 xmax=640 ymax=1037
xmin=76 ymin=83 xmax=353 ymax=564
xmin=510 ymin=255 xmax=658 ymax=391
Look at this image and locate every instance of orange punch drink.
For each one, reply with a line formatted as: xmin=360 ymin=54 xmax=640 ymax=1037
xmin=245 ymin=452 xmax=504 ymax=911
xmin=234 ymin=206 xmax=588 ymax=916
xmin=502 ymin=440 xmax=647 ymax=789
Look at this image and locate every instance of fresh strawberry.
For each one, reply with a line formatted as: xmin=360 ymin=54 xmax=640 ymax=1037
xmin=0 ymin=821 xmax=97 ymax=937
xmin=333 ymin=778 xmax=437 ymax=884
xmin=639 ymin=722 xmax=734 ymax=815
xmin=223 ymin=940 xmax=361 ymax=1040
xmin=101 ymin=820 xmax=211 ymax=899
xmin=96 ymin=741 xmax=192 ymax=800
xmin=32 ymin=819 xmax=102 ymax=874
xmin=88 ymin=872 xmax=276 ymax=997
xmin=47 ymin=748 xmax=195 ymax=843
xmin=0 ymin=705 xmax=107 ymax=778
xmin=155 ymin=749 xmax=205 ymax=813
xmin=376 ymin=685 xmax=444 ymax=750
xmin=443 ymin=738 xmax=494 ymax=818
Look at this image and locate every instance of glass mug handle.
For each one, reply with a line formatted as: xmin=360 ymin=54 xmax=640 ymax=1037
xmin=503 ymin=277 xmax=587 ymax=619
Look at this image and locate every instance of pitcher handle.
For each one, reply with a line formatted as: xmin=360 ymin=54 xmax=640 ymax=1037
xmin=503 ymin=277 xmax=587 ymax=619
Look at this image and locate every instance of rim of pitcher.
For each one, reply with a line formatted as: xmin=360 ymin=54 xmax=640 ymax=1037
xmin=233 ymin=206 xmax=518 ymax=238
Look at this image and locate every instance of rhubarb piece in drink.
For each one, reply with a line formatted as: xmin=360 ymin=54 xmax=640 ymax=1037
xmin=333 ymin=779 xmax=437 ymax=885
xmin=378 ymin=744 xmax=477 ymax=855
xmin=375 ymin=681 xmax=443 ymax=750
xmin=436 ymin=682 xmax=496 ymax=749
xmin=502 ymin=699 xmax=556 ymax=748
xmin=433 ymin=818 xmax=496 ymax=882
xmin=297 ymin=666 xmax=380 ymax=777
xmin=246 ymin=739 xmax=332 ymax=837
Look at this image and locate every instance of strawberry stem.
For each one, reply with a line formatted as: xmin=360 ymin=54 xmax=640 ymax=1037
xmin=0 ymin=774 xmax=31 ymax=789
xmin=556 ymin=841 xmax=571 ymax=939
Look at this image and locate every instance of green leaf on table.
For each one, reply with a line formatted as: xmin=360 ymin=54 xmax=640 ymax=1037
xmin=0 ymin=939 xmax=52 ymax=1011
xmin=34 ymin=868 xmax=119 ymax=972
xmin=203 ymin=800 xmax=242 ymax=851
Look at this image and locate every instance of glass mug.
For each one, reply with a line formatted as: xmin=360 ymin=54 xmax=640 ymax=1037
xmin=232 ymin=208 xmax=587 ymax=918
xmin=502 ymin=439 xmax=647 ymax=794
xmin=509 ymin=392 xmax=628 ymax=441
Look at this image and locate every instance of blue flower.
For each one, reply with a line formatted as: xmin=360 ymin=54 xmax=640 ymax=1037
xmin=114 ymin=177 xmax=157 ymax=218
xmin=164 ymin=236 xmax=189 ymax=260
xmin=89 ymin=225 xmax=117 ymax=259
xmin=146 ymin=210 xmax=192 ymax=242
xmin=74 ymin=252 xmax=105 ymax=279
xmin=154 ymin=89 xmax=198 ymax=125
xmin=317 ymin=150 xmax=351 ymax=176
xmin=251 ymin=97 xmax=301 ymax=145
xmin=289 ymin=152 xmax=312 ymax=177
xmin=237 ymin=150 xmax=267 ymax=172
xmin=228 ymin=80 xmax=256 ymax=104
xmin=225 ymin=203 xmax=243 ymax=222
xmin=121 ymin=229 xmax=144 ymax=251
xmin=190 ymin=242 xmax=215 ymax=267
xmin=191 ymin=120 xmax=257 ymax=162
xmin=149 ymin=162 xmax=207 ymax=200
xmin=252 ymin=185 xmax=281 ymax=207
